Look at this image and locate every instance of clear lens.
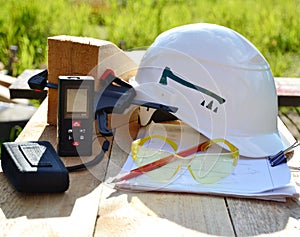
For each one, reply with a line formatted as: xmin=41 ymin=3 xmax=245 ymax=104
xmin=133 ymin=147 xmax=180 ymax=181
xmin=131 ymin=135 xmax=238 ymax=184
xmin=188 ymin=153 xmax=236 ymax=184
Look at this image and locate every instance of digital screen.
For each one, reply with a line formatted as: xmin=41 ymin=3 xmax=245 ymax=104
xmin=66 ymin=88 xmax=88 ymax=115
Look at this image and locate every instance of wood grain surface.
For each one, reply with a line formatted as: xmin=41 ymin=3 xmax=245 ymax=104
xmin=0 ymin=97 xmax=299 ymax=236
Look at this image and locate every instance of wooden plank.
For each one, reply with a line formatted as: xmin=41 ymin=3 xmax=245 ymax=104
xmin=0 ymin=84 xmax=12 ymax=103
xmin=9 ymin=69 xmax=47 ymax=100
xmin=0 ymin=98 xmax=111 ymax=237
xmin=275 ymin=77 xmax=300 ymax=106
xmin=0 ymin=74 xmax=16 ymax=87
xmin=279 ymin=108 xmax=300 ymax=140
xmin=97 ymin=185 xmax=234 ymax=236
xmin=226 ymin=119 xmax=300 ymax=236
xmin=13 ymin=98 xmax=48 ymax=141
xmin=95 ymin=121 xmax=235 ymax=236
xmin=226 ymin=197 xmax=300 ymax=236
xmin=275 ymin=77 xmax=300 ymax=97
xmin=1 ymin=83 xmax=300 ymax=236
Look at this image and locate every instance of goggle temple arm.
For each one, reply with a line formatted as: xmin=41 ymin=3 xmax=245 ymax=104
xmin=199 ymin=139 xmax=239 ymax=166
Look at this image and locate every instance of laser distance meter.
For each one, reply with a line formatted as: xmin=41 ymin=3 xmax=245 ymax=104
xmin=58 ymin=76 xmax=94 ymax=156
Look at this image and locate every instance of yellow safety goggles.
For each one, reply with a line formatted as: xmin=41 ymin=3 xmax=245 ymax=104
xmin=131 ymin=135 xmax=239 ymax=184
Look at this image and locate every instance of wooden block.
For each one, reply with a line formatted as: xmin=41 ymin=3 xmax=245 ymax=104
xmin=47 ymin=35 xmax=137 ymax=125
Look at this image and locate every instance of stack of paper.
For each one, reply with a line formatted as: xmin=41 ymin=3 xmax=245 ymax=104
xmin=112 ymin=123 xmax=299 ymax=202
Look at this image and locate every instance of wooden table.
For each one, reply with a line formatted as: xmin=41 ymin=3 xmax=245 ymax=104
xmin=1 ymin=98 xmax=300 ymax=237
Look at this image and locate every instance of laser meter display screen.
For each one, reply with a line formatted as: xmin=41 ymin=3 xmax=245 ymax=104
xmin=66 ymin=88 xmax=88 ymax=116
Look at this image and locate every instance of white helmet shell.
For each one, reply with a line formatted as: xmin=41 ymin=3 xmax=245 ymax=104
xmin=130 ymin=23 xmax=285 ymax=157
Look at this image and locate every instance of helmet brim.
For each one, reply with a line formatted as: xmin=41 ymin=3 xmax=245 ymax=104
xmin=224 ymin=128 xmax=293 ymax=158
xmin=131 ymin=78 xmax=294 ymax=158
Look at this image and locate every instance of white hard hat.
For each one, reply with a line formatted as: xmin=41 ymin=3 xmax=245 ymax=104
xmin=129 ymin=23 xmax=286 ymax=158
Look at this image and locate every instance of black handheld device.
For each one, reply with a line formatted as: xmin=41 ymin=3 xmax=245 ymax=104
xmin=58 ymin=76 xmax=94 ymax=156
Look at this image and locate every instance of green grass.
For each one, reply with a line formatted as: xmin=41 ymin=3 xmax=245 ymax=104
xmin=0 ymin=0 xmax=100 ymax=75
xmin=0 ymin=0 xmax=300 ymax=77
xmin=105 ymin=0 xmax=300 ymax=77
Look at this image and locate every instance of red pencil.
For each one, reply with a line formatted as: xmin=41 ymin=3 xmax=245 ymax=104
xmin=113 ymin=142 xmax=205 ymax=182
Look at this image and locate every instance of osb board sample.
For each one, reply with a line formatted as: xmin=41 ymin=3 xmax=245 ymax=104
xmin=47 ymin=35 xmax=137 ymax=125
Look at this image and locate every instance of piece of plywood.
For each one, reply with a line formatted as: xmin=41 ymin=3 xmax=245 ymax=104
xmin=47 ymin=35 xmax=138 ymax=125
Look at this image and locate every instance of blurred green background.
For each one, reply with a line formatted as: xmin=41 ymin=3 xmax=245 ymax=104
xmin=0 ymin=0 xmax=299 ymax=77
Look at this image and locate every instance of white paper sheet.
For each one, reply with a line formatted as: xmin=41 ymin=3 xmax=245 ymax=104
xmin=113 ymin=123 xmax=299 ymax=201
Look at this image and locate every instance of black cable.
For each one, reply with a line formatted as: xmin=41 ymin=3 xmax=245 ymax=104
xmin=66 ymin=139 xmax=110 ymax=172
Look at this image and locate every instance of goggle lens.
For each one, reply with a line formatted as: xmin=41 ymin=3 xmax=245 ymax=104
xmin=131 ymin=135 xmax=239 ymax=184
